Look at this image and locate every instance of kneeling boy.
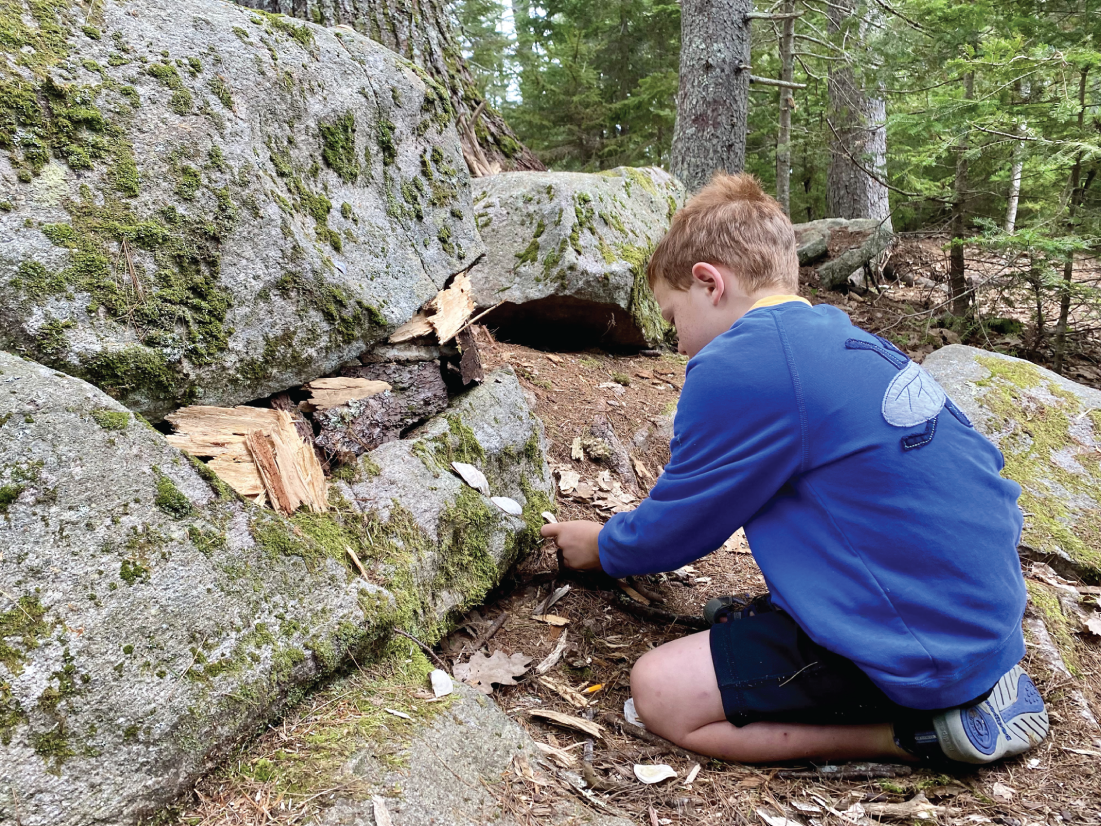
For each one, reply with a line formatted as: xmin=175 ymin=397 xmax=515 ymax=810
xmin=541 ymin=174 xmax=1048 ymax=766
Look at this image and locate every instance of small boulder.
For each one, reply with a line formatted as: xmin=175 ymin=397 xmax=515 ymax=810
xmin=469 ymin=168 xmax=685 ymax=348
xmin=923 ymin=345 xmax=1101 ymax=583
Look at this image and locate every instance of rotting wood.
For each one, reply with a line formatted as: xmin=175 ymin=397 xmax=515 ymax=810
xmin=314 ymin=362 xmax=449 ymax=459
xmin=457 ymin=325 xmax=485 ymax=385
xmin=528 ymin=709 xmax=604 ymax=739
xmin=302 ymin=378 xmax=391 ymax=411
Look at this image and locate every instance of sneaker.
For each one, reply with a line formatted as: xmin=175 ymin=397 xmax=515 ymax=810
xmin=932 ymin=665 xmax=1049 ymax=764
xmin=703 ymin=592 xmax=774 ymax=624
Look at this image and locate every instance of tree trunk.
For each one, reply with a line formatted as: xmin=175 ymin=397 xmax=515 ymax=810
xmin=1053 ymin=68 xmax=1091 ymax=375
xmin=671 ymin=0 xmax=751 ymax=192
xmin=825 ymin=0 xmax=891 ymax=227
xmin=775 ymin=0 xmax=796 ymax=215
xmin=948 ymin=71 xmax=974 ymax=318
xmin=233 ymin=0 xmax=544 ymax=176
xmin=1004 ymin=80 xmax=1030 ymax=233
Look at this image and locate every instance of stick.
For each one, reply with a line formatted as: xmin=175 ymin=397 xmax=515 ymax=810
xmin=749 ymin=75 xmax=808 ymax=89
xmin=611 ymin=591 xmax=709 ymax=630
xmin=600 ymin=713 xmax=710 ymax=764
xmin=393 ymin=628 xmax=449 ymax=673
xmin=345 ymin=545 xmax=369 ymax=580
xmin=778 ymin=763 xmax=913 ymax=780
xmin=469 ymin=611 xmax=508 ymax=651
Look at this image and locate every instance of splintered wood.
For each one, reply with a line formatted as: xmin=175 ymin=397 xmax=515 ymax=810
xmin=389 ymin=272 xmax=475 ymax=345
xmin=302 ymin=377 xmax=391 ymax=411
xmin=166 ymin=405 xmax=327 ymax=515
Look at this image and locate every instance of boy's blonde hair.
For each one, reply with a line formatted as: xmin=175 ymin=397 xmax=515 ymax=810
xmin=648 ymin=173 xmax=800 ymax=293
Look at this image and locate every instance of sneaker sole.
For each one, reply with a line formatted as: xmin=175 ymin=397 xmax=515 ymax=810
xmin=932 ymin=665 xmax=1049 ymax=764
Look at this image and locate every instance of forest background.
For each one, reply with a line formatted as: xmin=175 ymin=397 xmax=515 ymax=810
xmin=456 ymin=0 xmax=1101 ymax=370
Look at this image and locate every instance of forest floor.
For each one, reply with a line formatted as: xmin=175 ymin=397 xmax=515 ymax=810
xmin=181 ymin=239 xmax=1101 ymax=826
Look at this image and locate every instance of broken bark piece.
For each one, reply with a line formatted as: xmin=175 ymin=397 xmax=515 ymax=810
xmin=389 ymin=311 xmax=435 ymax=343
xmin=303 ymin=377 xmax=391 ymax=411
xmin=246 ymin=430 xmax=294 ymax=515
xmin=271 ymin=392 xmax=316 ymax=446
xmin=426 ymin=272 xmax=475 ymax=343
xmin=314 ymin=362 xmax=449 ymax=459
xmin=456 ymin=325 xmax=484 ymax=385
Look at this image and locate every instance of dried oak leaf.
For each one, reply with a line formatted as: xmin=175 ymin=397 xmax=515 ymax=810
xmin=454 ymin=650 xmax=532 ymax=695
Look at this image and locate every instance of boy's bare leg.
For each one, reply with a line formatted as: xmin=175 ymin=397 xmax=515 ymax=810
xmin=631 ymin=631 xmax=915 ymax=763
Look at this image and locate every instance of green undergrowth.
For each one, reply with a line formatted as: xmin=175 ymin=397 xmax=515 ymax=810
xmin=620 ymin=241 xmax=670 ymax=346
xmin=976 ymin=356 xmax=1101 ymax=580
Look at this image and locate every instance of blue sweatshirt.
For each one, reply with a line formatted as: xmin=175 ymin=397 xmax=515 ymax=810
xmin=599 ymin=301 xmax=1027 ymax=710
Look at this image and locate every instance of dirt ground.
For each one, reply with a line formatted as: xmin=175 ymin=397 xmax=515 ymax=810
xmin=181 ymin=239 xmax=1101 ymax=826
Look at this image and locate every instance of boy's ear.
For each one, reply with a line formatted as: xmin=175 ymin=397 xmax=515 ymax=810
xmin=691 ymin=262 xmax=726 ymax=306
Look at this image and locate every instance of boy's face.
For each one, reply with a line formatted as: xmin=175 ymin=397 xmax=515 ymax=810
xmin=652 ymin=270 xmax=736 ymax=358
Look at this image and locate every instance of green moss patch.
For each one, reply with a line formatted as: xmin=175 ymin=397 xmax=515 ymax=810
xmin=90 ymin=408 xmax=129 ymax=430
xmin=976 ymin=357 xmax=1101 ymax=580
xmin=0 ymin=594 xmax=49 ymax=674
xmin=1026 ymin=581 xmax=1080 ymax=674
xmin=319 ymin=111 xmax=360 ymax=183
xmin=275 ymin=270 xmax=384 ymax=349
xmin=154 ymin=470 xmax=191 ymax=517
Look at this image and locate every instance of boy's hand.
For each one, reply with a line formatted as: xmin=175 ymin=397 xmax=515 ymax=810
xmin=540 ymin=520 xmax=603 ymax=571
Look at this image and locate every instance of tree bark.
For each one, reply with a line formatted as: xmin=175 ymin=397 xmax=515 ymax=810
xmin=1053 ymin=68 xmax=1091 ymax=375
xmin=232 ymin=0 xmax=544 ymax=176
xmin=948 ymin=71 xmax=974 ymax=318
xmin=1004 ymin=80 xmax=1030 ymax=233
xmin=671 ymin=0 xmax=751 ymax=192
xmin=825 ymin=0 xmax=890 ymax=227
xmin=775 ymin=0 xmax=796 ymax=215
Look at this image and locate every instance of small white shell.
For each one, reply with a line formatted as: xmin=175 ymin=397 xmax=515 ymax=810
xmin=491 ymin=496 xmax=523 ymax=516
xmin=451 ymin=461 xmax=489 ymax=495
xmin=634 ymin=764 xmax=677 ymax=784
xmin=430 ymin=669 xmax=453 ymax=698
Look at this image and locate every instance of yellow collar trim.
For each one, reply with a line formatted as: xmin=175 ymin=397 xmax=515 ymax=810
xmin=749 ymin=294 xmax=812 ymax=311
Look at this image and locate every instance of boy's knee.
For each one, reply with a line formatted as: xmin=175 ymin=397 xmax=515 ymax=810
xmin=630 ymin=650 xmax=668 ymax=730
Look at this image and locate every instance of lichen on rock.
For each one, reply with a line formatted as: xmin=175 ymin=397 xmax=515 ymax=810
xmin=923 ymin=345 xmax=1101 ymax=583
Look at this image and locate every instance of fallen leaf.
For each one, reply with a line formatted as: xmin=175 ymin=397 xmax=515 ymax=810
xmin=991 ymin=782 xmax=1015 ymax=803
xmin=635 ymin=764 xmax=677 ymax=784
xmin=534 ymin=614 xmax=570 ymax=626
xmin=738 ymin=776 xmax=766 ymax=788
xmin=557 ymin=470 xmax=580 ymax=493
xmin=791 ymin=802 xmax=822 ymax=814
xmin=452 ymin=461 xmax=489 ymax=495
xmin=454 ymin=650 xmax=532 ymax=694
xmin=574 ymin=481 xmax=594 ymax=499
xmin=757 ymin=809 xmax=803 ymax=826
xmin=545 ymin=354 xmax=562 ymax=364
xmin=1086 ymin=613 xmax=1101 ymax=637
xmin=430 ymin=669 xmax=453 ymax=698
xmin=491 ymin=496 xmax=523 ymax=516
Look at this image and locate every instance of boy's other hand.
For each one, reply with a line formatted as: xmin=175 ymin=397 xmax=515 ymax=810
xmin=540 ymin=520 xmax=603 ymax=571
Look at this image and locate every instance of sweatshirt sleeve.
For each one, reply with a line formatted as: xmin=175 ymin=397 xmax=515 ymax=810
xmin=598 ymin=320 xmax=805 ymax=578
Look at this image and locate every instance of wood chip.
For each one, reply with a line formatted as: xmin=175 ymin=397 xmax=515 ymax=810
xmin=426 ymin=272 xmax=475 ymax=343
xmin=535 ymin=628 xmax=569 ymax=674
xmin=303 ymin=377 xmax=391 ymax=411
xmin=571 ymin=436 xmax=584 ymax=461
xmin=372 ymin=797 xmax=394 ymax=826
xmin=528 ymin=708 xmax=604 ymax=738
xmin=389 ymin=311 xmax=434 ymax=343
xmin=533 ymin=614 xmax=570 ymax=626
xmin=165 ymin=405 xmax=283 ymax=458
xmin=206 ymin=454 xmax=264 ymax=497
xmin=534 ymin=740 xmax=578 ymax=767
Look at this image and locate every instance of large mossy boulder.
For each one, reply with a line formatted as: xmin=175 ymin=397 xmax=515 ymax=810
xmin=0 ymin=351 xmax=551 ymax=826
xmin=469 ymin=167 xmax=685 ymax=348
xmin=923 ymin=345 xmax=1101 ymax=583
xmin=0 ymin=0 xmax=482 ymax=419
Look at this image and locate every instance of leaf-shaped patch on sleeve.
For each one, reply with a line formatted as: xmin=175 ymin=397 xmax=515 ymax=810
xmin=454 ymin=650 xmax=532 ymax=694
xmin=882 ymin=361 xmax=946 ymax=428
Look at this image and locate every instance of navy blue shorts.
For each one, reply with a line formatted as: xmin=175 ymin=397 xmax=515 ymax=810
xmin=709 ymin=602 xmax=914 ymax=727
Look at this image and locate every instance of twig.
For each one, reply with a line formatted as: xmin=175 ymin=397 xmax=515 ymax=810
xmin=469 ymin=611 xmax=509 ymax=651
xmin=610 ymin=591 xmax=709 ymax=630
xmin=626 ymin=576 xmax=665 ymax=604
xmin=345 ymin=545 xmax=369 ymax=580
xmin=777 ymin=762 xmax=913 ymax=779
xmin=600 ymin=713 xmax=710 ymax=764
xmin=393 ymin=628 xmax=449 ymax=673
